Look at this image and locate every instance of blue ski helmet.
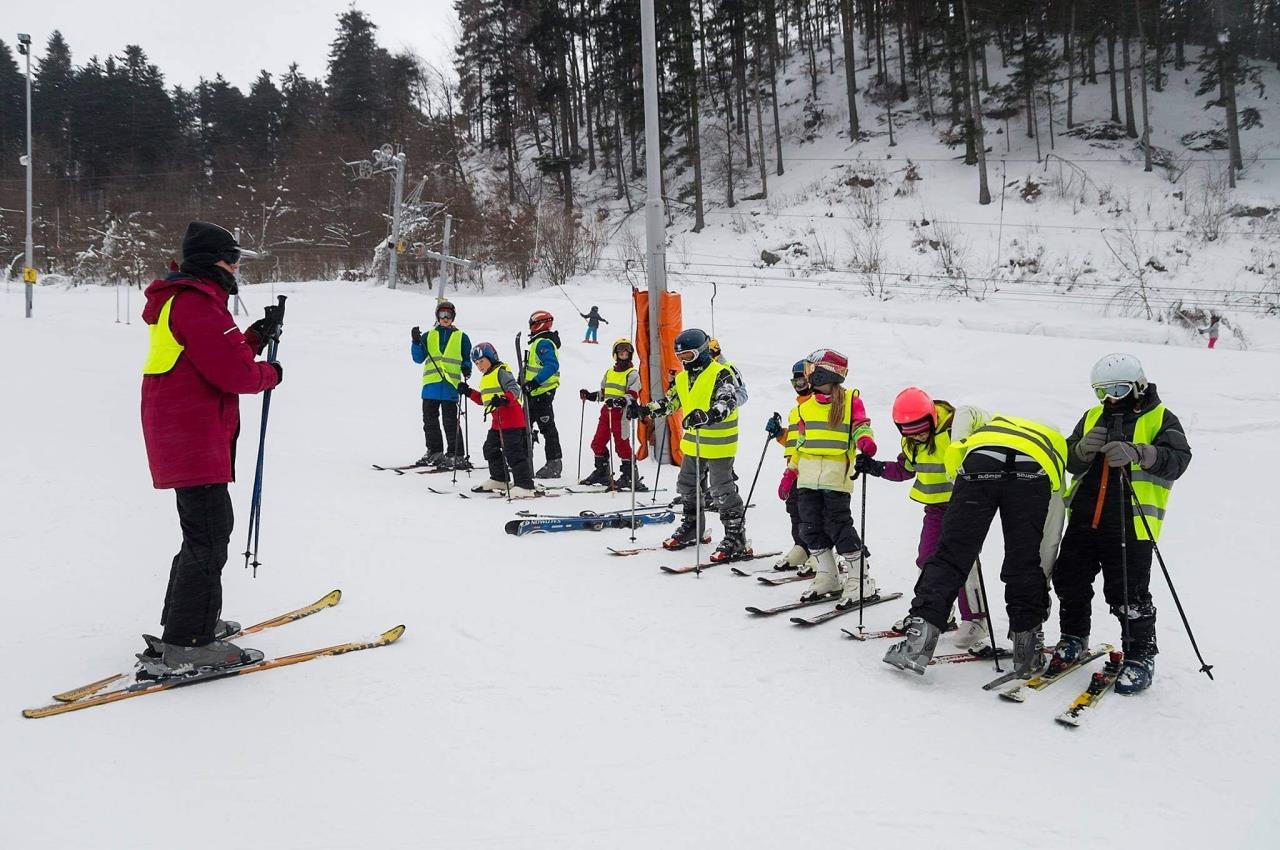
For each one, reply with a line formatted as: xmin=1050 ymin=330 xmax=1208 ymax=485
xmin=471 ymin=341 xmax=499 ymax=365
xmin=673 ymin=328 xmax=711 ymax=369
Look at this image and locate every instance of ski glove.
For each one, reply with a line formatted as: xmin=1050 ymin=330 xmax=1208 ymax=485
xmin=411 ymin=326 xmax=422 ymax=345
xmin=1102 ymin=441 xmax=1156 ymax=469
xmin=580 ymin=388 xmax=598 ymax=402
xmin=1074 ymin=425 xmax=1109 ymax=463
xmin=764 ymin=414 xmax=784 ymax=439
xmin=854 ymin=454 xmax=885 ymax=477
xmin=248 ymin=315 xmax=283 ymax=347
xmin=778 ymin=468 xmax=798 ymax=501
xmin=268 ymin=362 xmax=283 ymax=385
xmin=456 ymin=381 xmax=470 ymax=397
xmin=625 ymin=399 xmax=650 ymax=420
xmin=605 ymin=397 xmax=628 ymax=409
xmin=488 ymin=395 xmax=509 ymax=409
xmin=682 ymin=409 xmax=710 ymax=430
xmin=525 ymin=379 xmax=541 ymax=393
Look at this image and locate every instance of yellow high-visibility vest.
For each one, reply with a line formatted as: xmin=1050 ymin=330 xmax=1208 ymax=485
xmin=523 ymin=337 xmax=560 ymax=396
xmin=479 ymin=364 xmax=519 ymax=410
xmin=1065 ymin=404 xmax=1173 ymax=541
xmin=422 ymin=328 xmax=465 ymax=388
xmin=945 ymin=414 xmax=1068 ymax=492
xmin=674 ymin=361 xmax=739 ymax=459
xmin=601 ymin=366 xmax=634 ymax=399
xmin=900 ymin=402 xmax=955 ymax=505
xmin=791 ymin=391 xmax=856 ymax=457
xmin=142 ymin=296 xmax=184 ymax=375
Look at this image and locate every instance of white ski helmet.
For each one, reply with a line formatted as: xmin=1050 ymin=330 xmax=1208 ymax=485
xmin=1090 ymin=353 xmax=1148 ymax=394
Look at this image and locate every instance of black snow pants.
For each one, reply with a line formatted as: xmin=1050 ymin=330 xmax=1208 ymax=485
xmin=796 ymin=487 xmax=866 ymax=557
xmin=484 ymin=427 xmax=535 ymax=489
xmin=785 ymin=490 xmax=808 ymax=551
xmin=526 ymin=389 xmax=562 ymax=462
xmin=910 ymin=451 xmax=1052 ymax=633
xmin=423 ymin=398 xmax=461 ymax=456
xmin=161 ymin=484 xmax=234 ymax=646
xmin=1053 ymin=521 xmax=1158 ymax=656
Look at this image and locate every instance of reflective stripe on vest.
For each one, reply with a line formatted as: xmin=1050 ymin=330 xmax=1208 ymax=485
xmin=523 ymin=338 xmax=560 ymax=396
xmin=792 ymin=392 xmax=855 ymax=457
xmin=945 ymin=414 xmax=1068 ymax=491
xmin=901 ymin=402 xmax=955 ymax=505
xmin=142 ymin=296 xmax=184 ymax=375
xmin=479 ymin=364 xmax=518 ymax=409
xmin=422 ymin=328 xmax=465 ymax=388
xmin=675 ymin=362 xmax=739 ymax=459
xmin=1065 ymin=404 xmax=1172 ymax=541
xmin=601 ymin=367 xmax=634 ymax=399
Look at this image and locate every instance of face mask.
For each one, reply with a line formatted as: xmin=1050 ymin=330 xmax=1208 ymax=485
xmin=814 ymin=391 xmax=832 ymax=404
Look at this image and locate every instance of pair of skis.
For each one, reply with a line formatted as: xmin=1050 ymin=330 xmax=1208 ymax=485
xmin=23 ymin=590 xmax=403 ymax=719
xmin=372 ymin=462 xmax=469 ymax=475
xmin=746 ymin=591 xmax=904 ymax=626
xmin=505 ymin=510 xmax=675 ymax=536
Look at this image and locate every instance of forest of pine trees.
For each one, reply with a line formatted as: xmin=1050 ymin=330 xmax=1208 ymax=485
xmin=1 ymin=2 xmax=1277 ymax=285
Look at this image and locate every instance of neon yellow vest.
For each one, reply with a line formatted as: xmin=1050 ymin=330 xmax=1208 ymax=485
xmin=601 ymin=366 xmax=634 ymax=399
xmin=675 ymin=361 xmax=739 ymax=459
xmin=422 ymin=328 xmax=465 ymax=388
xmin=142 ymin=296 xmax=184 ymax=375
xmin=523 ymin=337 xmax=560 ymax=397
xmin=1065 ymin=405 xmax=1172 ymax=541
xmin=945 ymin=414 xmax=1068 ymax=492
xmin=791 ymin=391 xmax=856 ymax=458
xmin=479 ymin=364 xmax=518 ymax=410
xmin=901 ymin=402 xmax=955 ymax=505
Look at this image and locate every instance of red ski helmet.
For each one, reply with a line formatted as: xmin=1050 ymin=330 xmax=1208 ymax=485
xmin=529 ymin=310 xmax=554 ymax=334
xmin=892 ymin=387 xmax=937 ymax=435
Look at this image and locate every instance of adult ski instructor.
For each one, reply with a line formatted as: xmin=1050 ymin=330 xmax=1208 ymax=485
xmin=138 ymin=221 xmax=282 ymax=675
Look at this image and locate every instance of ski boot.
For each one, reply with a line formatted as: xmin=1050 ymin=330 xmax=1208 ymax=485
xmin=662 ymin=513 xmax=707 ymax=550
xmin=508 ymin=486 xmax=539 ymax=499
xmin=1046 ymin=633 xmax=1088 ymax=675
xmin=614 ymin=459 xmax=649 ymax=492
xmin=579 ymin=453 xmax=612 ymax=487
xmin=952 ymin=618 xmax=991 ymax=652
xmin=882 ymin=616 xmax=941 ymax=675
xmin=1114 ymin=655 xmax=1155 ymax=694
xmin=795 ymin=555 xmax=817 ymax=578
xmin=136 ymin=635 xmax=263 ymax=680
xmin=1011 ymin=626 xmax=1047 ymax=676
xmin=471 ymin=479 xmax=508 ymax=493
xmin=708 ymin=512 xmax=750 ymax=563
xmin=417 ymin=450 xmax=446 ymax=467
xmin=893 ymin=611 xmax=957 ymax=634
xmin=534 ymin=459 xmax=563 ymax=480
xmin=442 ymin=453 xmax=473 ymax=471
xmin=835 ymin=551 xmax=877 ymax=611
xmin=772 ymin=544 xmax=809 ymax=572
xmin=799 ymin=549 xmax=842 ymax=602
xmin=212 ymin=619 xmax=241 ymax=641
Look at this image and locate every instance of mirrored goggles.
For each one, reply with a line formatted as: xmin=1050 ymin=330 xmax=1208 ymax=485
xmin=1093 ymin=382 xmax=1134 ymax=401
xmin=436 ymin=311 xmax=455 ymax=322
xmin=676 ymin=349 xmax=698 ymax=363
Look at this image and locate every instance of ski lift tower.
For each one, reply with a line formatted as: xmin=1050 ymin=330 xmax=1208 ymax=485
xmin=344 ymin=143 xmax=408 ymax=289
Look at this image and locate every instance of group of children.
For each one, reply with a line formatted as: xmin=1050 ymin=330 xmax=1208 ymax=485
xmin=410 ymin=300 xmax=1191 ymax=694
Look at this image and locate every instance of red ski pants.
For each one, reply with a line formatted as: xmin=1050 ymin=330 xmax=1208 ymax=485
xmin=590 ymin=405 xmax=633 ymax=460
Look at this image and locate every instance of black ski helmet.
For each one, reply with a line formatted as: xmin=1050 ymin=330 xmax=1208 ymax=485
xmin=673 ymin=328 xmax=711 ymax=369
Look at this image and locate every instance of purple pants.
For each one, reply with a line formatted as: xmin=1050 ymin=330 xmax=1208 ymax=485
xmin=918 ymin=504 xmax=982 ymax=621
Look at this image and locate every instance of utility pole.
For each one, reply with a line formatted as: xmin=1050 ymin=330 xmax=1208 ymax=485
xmin=344 ymin=143 xmax=408 ymax=289
xmin=17 ymin=32 xmax=34 ymax=318
xmin=435 ymin=214 xmax=453 ymax=299
xmin=640 ymin=0 xmax=667 ymax=459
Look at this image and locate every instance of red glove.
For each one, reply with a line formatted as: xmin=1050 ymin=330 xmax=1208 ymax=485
xmin=778 ymin=468 xmax=798 ymax=501
xmin=856 ymin=435 xmax=878 ymax=457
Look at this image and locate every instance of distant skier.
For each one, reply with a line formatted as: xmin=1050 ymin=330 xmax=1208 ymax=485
xmin=523 ymin=310 xmax=563 ymax=478
xmin=777 ymin=349 xmax=879 ymax=610
xmin=1050 ymin=354 xmax=1192 ymax=694
xmin=579 ymin=337 xmax=646 ymax=491
xmin=627 ymin=328 xmax=747 ymax=561
xmin=581 ymin=305 xmax=607 ymax=343
xmin=137 ymin=221 xmax=282 ymax=675
xmin=856 ymin=387 xmax=993 ymax=651
xmin=411 ymin=300 xmax=473 ymax=469
xmin=1198 ymin=314 xmax=1221 ymax=349
xmin=459 ymin=342 xmax=537 ymax=498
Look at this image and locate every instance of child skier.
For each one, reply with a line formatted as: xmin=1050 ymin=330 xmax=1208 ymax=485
xmin=856 ymin=387 xmax=993 ymax=650
xmin=580 ymin=306 xmax=607 ymax=343
xmin=458 ymin=342 xmax=537 ymax=498
xmin=764 ymin=360 xmax=816 ymax=575
xmin=777 ymin=349 xmax=879 ymax=610
xmin=627 ymin=328 xmax=747 ymax=561
xmin=1051 ymin=353 xmax=1192 ymax=693
xmin=410 ymin=300 xmax=472 ymax=469
xmin=523 ymin=310 xmax=563 ymax=479
xmin=579 ymin=338 xmax=647 ymax=491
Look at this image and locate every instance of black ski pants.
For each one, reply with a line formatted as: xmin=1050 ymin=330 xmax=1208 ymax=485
xmin=1053 ymin=522 xmax=1158 ymax=656
xmin=910 ymin=461 xmax=1052 ymax=634
xmin=422 ymin=398 xmax=461 ymax=456
xmin=161 ymin=484 xmax=234 ymax=646
xmin=526 ymin=389 xmax=562 ymax=462
xmin=484 ymin=427 xmax=535 ymax=489
xmin=785 ymin=490 xmax=808 ymax=551
xmin=796 ymin=487 xmax=866 ymax=557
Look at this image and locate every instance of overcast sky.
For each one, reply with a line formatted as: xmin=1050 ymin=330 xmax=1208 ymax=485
xmin=9 ymin=0 xmax=459 ymax=90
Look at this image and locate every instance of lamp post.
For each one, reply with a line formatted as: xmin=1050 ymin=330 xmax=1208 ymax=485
xmin=17 ymin=32 xmax=34 ymax=318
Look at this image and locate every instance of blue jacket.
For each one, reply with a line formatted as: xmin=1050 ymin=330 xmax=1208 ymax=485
xmin=411 ymin=325 xmax=473 ymax=401
xmin=527 ymin=336 xmax=559 ymax=387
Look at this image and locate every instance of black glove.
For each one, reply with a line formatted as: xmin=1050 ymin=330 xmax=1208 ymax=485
xmin=682 ymin=409 xmax=710 ymax=430
xmin=580 ymin=388 xmax=597 ymax=402
xmin=606 ymin=396 xmax=627 ymax=409
xmin=411 ymin=326 xmax=422 ymax=345
xmin=488 ymin=395 xmax=509 ymax=409
xmin=854 ymin=454 xmax=885 ymax=477
xmin=248 ymin=309 xmax=283 ymax=345
xmin=625 ymin=399 xmax=649 ymax=420
xmin=268 ymin=362 xmax=283 ymax=385
xmin=764 ymin=414 xmax=784 ymax=439
xmin=525 ymin=379 xmax=541 ymax=393
xmin=456 ymin=381 xmax=470 ymax=397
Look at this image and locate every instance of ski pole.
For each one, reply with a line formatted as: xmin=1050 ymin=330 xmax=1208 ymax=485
xmin=451 ymin=394 xmax=464 ymax=486
xmin=1110 ymin=413 xmax=1132 ymax=658
xmin=493 ymin=412 xmax=513 ymax=502
xmin=694 ymin=428 xmax=703 ymax=577
xmin=629 ymin=416 xmax=639 ymax=541
xmin=742 ymin=412 xmax=780 ymax=522
xmin=1122 ymin=470 xmax=1215 ymax=680
xmin=973 ymin=555 xmax=1003 ymax=673
xmin=243 ymin=295 xmax=286 ymax=577
xmin=857 ymin=470 xmax=868 ymax=633
xmin=577 ymin=397 xmax=586 ymax=481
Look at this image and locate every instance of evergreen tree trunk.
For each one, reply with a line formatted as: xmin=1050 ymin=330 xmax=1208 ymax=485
xmin=1066 ymin=1 xmax=1076 ymax=128
xmin=753 ymin=38 xmax=768 ymax=197
xmin=1107 ymin=25 xmax=1121 ymax=123
xmin=1137 ymin=0 xmax=1153 ymax=171
xmin=841 ymin=0 xmax=862 ymax=138
xmin=1122 ymin=19 xmax=1137 ymax=138
xmin=1153 ymin=0 xmax=1165 ymax=92
xmin=897 ymin=14 xmax=909 ymax=100
xmin=1217 ymin=0 xmax=1244 ymax=177
xmin=682 ymin=4 xmax=705 ymax=231
xmin=964 ymin=0 xmax=991 ymax=205
xmin=767 ymin=0 xmax=785 ymax=175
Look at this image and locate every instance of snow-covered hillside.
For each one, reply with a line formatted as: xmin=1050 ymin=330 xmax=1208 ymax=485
xmin=2 ymin=277 xmax=1277 ymax=848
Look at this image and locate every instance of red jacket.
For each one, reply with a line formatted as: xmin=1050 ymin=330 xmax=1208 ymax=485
xmin=462 ymin=367 xmax=527 ymax=431
xmin=140 ymin=273 xmax=280 ymax=489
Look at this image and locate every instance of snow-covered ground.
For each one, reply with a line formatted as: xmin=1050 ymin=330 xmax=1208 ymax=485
xmin=2 ymin=278 xmax=1277 ymax=848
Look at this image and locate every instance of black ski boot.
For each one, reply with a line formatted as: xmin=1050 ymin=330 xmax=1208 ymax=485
xmin=709 ymin=511 xmax=750 ymax=563
xmin=662 ymin=512 xmax=707 ymax=550
xmin=579 ymin=452 xmax=612 ymax=486
xmin=614 ymin=459 xmax=648 ymax=492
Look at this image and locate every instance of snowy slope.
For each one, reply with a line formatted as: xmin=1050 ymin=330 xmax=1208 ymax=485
xmin=2 ymin=278 xmax=1277 ymax=848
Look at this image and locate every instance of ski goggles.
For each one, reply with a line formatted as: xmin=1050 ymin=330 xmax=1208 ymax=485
xmin=676 ymin=349 xmax=699 ymax=363
xmin=790 ymin=374 xmax=810 ymax=391
xmin=436 ymin=310 xmax=455 ymax=322
xmin=1093 ymin=381 xmax=1135 ymax=401
xmin=896 ymin=418 xmax=934 ymax=437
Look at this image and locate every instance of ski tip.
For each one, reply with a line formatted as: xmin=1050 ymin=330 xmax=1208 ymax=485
xmin=321 ymin=589 xmax=343 ymax=606
xmin=382 ymin=625 xmax=407 ymax=643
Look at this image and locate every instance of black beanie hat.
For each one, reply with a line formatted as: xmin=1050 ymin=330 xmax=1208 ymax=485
xmin=181 ymin=221 xmax=241 ymax=268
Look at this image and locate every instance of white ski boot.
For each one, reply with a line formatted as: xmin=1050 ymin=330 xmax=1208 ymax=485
xmin=952 ymin=618 xmax=991 ymax=651
xmin=835 ymin=551 xmax=877 ymax=610
xmin=772 ymin=544 xmax=809 ymax=572
xmin=799 ymin=549 xmax=841 ymax=601
xmin=471 ymin=479 xmax=508 ymax=493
